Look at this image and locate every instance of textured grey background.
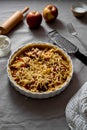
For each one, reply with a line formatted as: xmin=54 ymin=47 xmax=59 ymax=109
xmin=0 ymin=0 xmax=87 ymax=130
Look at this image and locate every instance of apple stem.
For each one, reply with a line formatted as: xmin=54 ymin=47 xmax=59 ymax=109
xmin=0 ymin=30 xmax=2 ymax=34
xmin=21 ymin=7 xmax=29 ymax=14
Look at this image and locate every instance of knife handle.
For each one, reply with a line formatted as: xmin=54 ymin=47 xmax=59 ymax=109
xmin=75 ymin=50 xmax=87 ymax=65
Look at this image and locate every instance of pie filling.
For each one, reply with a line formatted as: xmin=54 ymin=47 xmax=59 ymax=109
xmin=8 ymin=44 xmax=72 ymax=93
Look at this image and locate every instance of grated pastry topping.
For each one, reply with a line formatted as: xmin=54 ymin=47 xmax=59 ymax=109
xmin=9 ymin=45 xmax=72 ymax=93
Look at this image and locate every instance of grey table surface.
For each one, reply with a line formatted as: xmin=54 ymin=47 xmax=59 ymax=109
xmin=0 ymin=0 xmax=87 ymax=130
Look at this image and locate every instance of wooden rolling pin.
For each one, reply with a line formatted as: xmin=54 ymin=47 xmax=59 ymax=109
xmin=0 ymin=7 xmax=29 ymax=35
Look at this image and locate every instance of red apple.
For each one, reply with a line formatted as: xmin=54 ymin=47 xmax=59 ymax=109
xmin=43 ymin=4 xmax=58 ymax=22
xmin=26 ymin=11 xmax=42 ymax=28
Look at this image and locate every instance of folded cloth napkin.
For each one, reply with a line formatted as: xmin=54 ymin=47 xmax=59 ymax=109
xmin=65 ymin=82 xmax=87 ymax=130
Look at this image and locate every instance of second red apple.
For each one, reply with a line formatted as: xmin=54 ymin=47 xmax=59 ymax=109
xmin=43 ymin=4 xmax=58 ymax=22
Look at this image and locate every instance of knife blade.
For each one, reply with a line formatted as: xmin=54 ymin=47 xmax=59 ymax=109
xmin=48 ymin=30 xmax=87 ymax=65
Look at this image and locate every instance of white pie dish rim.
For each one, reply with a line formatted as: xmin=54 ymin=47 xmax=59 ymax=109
xmin=7 ymin=42 xmax=73 ymax=99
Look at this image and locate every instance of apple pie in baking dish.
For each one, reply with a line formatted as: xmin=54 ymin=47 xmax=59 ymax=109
xmin=7 ymin=43 xmax=73 ymax=98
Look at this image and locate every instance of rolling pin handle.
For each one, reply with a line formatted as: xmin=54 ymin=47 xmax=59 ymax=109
xmin=21 ymin=7 xmax=29 ymax=14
